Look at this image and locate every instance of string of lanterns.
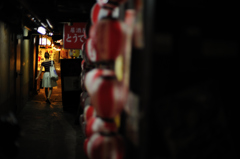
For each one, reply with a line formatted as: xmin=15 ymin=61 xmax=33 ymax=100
xmin=79 ymin=0 xmax=134 ymax=158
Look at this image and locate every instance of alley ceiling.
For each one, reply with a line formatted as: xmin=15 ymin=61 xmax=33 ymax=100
xmin=1 ymin=0 xmax=96 ymax=40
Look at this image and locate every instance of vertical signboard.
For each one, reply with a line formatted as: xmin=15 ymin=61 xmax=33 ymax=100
xmin=63 ymin=22 xmax=87 ymax=49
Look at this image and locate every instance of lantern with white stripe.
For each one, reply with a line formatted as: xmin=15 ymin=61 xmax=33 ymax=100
xmin=86 ymin=133 xmax=125 ymax=159
xmin=91 ymin=2 xmax=120 ymax=25
xmin=90 ymin=18 xmax=127 ymax=62
xmin=85 ymin=38 xmax=97 ymax=62
xmin=84 ymin=68 xmax=115 ymax=95
xmin=84 ymin=69 xmax=127 ymax=119
xmin=83 ymin=105 xmax=96 ymax=122
xmin=85 ymin=117 xmax=118 ymax=138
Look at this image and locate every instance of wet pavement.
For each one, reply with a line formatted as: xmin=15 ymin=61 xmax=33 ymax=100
xmin=15 ymin=78 xmax=87 ymax=159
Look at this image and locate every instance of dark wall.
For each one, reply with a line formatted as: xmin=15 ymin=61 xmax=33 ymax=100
xmin=130 ymin=1 xmax=239 ymax=159
xmin=0 ymin=22 xmax=31 ymax=115
xmin=0 ymin=21 xmax=16 ymax=114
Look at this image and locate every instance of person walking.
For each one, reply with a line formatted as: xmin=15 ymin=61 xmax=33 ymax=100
xmin=36 ymin=52 xmax=58 ymax=104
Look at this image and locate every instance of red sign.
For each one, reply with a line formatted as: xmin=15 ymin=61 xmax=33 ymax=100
xmin=63 ymin=22 xmax=87 ymax=49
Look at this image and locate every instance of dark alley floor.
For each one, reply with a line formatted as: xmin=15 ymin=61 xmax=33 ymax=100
xmin=15 ymin=78 xmax=87 ymax=159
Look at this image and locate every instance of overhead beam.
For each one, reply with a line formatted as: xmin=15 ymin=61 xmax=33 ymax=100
xmin=17 ymin=0 xmax=53 ymax=32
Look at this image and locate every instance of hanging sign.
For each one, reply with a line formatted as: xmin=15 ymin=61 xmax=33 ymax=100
xmin=63 ymin=22 xmax=87 ymax=49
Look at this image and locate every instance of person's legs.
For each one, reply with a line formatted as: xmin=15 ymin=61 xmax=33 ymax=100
xmin=46 ymin=87 xmax=52 ymax=104
xmin=48 ymin=87 xmax=52 ymax=99
xmin=45 ymin=88 xmax=48 ymax=99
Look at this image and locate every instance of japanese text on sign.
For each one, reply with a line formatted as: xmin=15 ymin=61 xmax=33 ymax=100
xmin=63 ymin=23 xmax=87 ymax=49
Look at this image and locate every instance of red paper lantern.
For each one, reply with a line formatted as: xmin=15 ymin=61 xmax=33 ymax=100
xmin=84 ymin=69 xmax=127 ymax=119
xmin=91 ymin=18 xmax=127 ymax=62
xmin=93 ymin=78 xmax=124 ymax=119
xmin=85 ymin=38 xmax=97 ymax=62
xmin=84 ymin=68 xmax=115 ymax=95
xmin=91 ymin=3 xmax=101 ymax=25
xmin=85 ymin=117 xmax=118 ymax=138
xmin=86 ymin=133 xmax=125 ymax=159
xmin=91 ymin=2 xmax=120 ymax=25
xmin=84 ymin=105 xmax=96 ymax=122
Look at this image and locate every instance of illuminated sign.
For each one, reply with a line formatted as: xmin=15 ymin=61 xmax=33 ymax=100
xmin=63 ymin=22 xmax=87 ymax=49
xmin=39 ymin=38 xmax=51 ymax=45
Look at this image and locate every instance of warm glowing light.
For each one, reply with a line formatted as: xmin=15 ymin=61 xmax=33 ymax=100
xmin=37 ymin=27 xmax=46 ymax=35
xmin=53 ymin=47 xmax=61 ymax=51
xmin=56 ymin=39 xmax=62 ymax=43
xmin=39 ymin=38 xmax=51 ymax=45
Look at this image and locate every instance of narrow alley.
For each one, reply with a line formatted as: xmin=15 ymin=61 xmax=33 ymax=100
xmin=1 ymin=1 xmax=240 ymax=159
xmin=15 ymin=77 xmax=87 ymax=159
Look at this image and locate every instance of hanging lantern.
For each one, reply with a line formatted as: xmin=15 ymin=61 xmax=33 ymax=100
xmin=91 ymin=2 xmax=120 ymax=25
xmin=85 ymin=117 xmax=118 ymax=138
xmin=91 ymin=3 xmax=101 ymax=25
xmin=91 ymin=18 xmax=127 ymax=62
xmin=93 ymin=78 xmax=124 ymax=118
xmin=84 ymin=105 xmax=96 ymax=122
xmin=90 ymin=75 xmax=127 ymax=119
xmin=86 ymin=133 xmax=125 ymax=159
xmin=84 ymin=69 xmax=127 ymax=119
xmin=84 ymin=68 xmax=115 ymax=95
xmin=85 ymin=38 xmax=97 ymax=62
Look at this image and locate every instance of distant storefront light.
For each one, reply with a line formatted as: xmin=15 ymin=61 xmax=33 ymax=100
xmin=39 ymin=38 xmax=51 ymax=45
xmin=37 ymin=26 xmax=46 ymax=35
